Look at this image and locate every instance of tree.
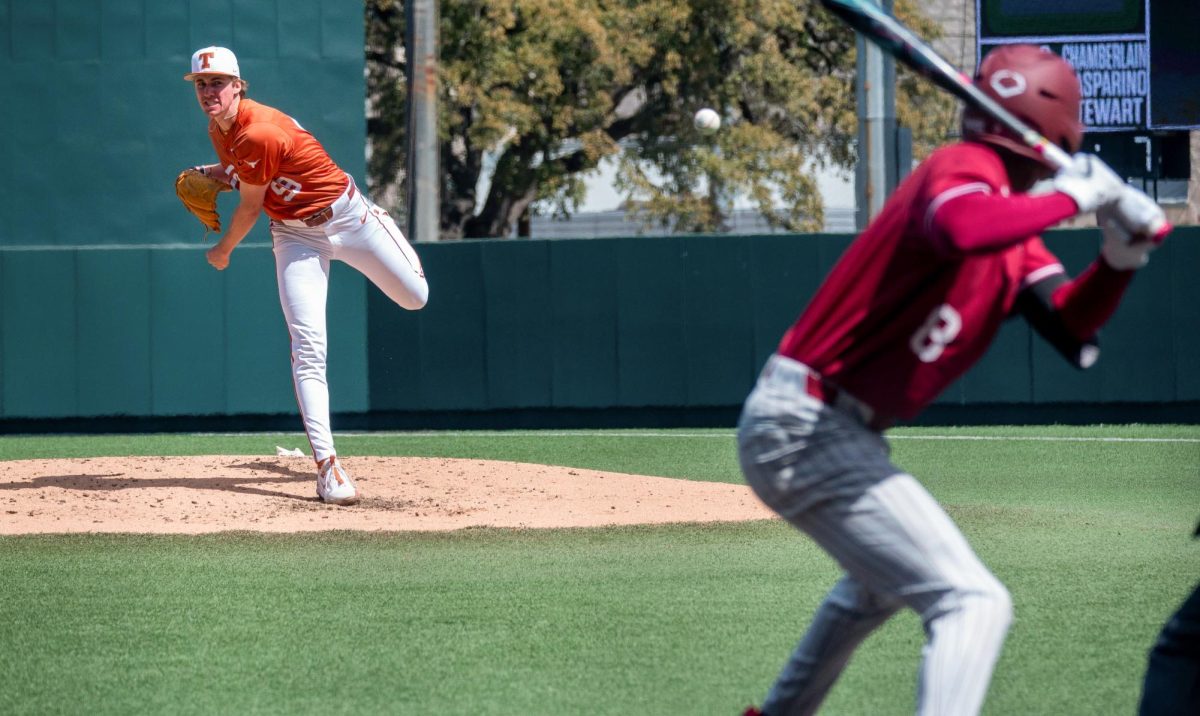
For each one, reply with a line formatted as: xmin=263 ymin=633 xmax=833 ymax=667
xmin=366 ymin=0 xmax=956 ymax=239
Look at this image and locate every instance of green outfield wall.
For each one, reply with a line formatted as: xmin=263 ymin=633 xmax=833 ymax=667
xmin=0 ymin=243 xmax=369 ymax=419
xmin=1 ymin=230 xmax=1195 ymax=425
xmin=366 ymin=229 xmax=1200 ymax=418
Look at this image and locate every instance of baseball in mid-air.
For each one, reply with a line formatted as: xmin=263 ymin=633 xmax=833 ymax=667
xmin=693 ymin=107 xmax=721 ymax=133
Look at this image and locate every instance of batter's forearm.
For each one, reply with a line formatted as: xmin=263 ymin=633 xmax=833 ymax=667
xmin=1051 ymin=259 xmax=1134 ymax=338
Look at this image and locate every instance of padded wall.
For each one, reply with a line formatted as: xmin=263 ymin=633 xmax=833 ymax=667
xmin=1 ymin=229 xmax=1195 ymax=420
xmin=0 ymin=245 xmax=368 ymax=419
xmin=366 ymin=229 xmax=1200 ymax=416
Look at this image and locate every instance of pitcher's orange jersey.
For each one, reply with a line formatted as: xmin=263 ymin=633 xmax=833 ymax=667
xmin=208 ymin=99 xmax=347 ymax=221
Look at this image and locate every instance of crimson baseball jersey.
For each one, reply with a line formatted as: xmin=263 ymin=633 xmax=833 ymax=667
xmin=778 ymin=142 xmax=1078 ymax=421
xmin=207 ymin=99 xmax=347 ymax=221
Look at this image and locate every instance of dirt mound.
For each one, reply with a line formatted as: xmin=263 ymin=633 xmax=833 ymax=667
xmin=0 ymin=455 xmax=775 ymax=534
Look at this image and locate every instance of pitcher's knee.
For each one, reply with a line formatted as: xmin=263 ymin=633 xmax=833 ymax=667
xmin=409 ymin=281 xmax=429 ymax=310
xmin=393 ymin=279 xmax=428 ymax=310
xmin=290 ymin=333 xmax=327 ymax=372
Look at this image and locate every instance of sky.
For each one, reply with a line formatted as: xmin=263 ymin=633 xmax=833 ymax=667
xmin=574 ymin=157 xmax=858 ymax=213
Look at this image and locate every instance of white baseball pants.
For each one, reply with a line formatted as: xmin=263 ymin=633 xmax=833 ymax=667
xmin=271 ymin=179 xmax=428 ymax=465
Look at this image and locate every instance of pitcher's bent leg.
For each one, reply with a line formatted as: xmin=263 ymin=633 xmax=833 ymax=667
xmin=334 ymin=200 xmax=429 ymax=309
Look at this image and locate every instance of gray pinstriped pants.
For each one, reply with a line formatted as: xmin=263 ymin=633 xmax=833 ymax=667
xmin=737 ymin=356 xmax=1012 ymax=716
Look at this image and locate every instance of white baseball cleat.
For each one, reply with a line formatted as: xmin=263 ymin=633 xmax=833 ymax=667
xmin=316 ymin=456 xmax=359 ymax=506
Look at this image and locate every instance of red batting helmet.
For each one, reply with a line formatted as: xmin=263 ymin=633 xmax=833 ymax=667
xmin=962 ymin=44 xmax=1084 ymax=166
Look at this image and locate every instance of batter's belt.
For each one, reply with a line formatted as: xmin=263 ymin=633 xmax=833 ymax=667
xmin=760 ymin=354 xmax=892 ymax=432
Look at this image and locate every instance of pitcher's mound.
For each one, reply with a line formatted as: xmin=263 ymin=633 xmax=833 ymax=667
xmin=0 ymin=455 xmax=776 ymax=534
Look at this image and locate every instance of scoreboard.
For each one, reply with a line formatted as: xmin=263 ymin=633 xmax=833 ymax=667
xmin=977 ymin=0 xmax=1196 ymax=195
xmin=977 ymin=0 xmax=1200 ymax=132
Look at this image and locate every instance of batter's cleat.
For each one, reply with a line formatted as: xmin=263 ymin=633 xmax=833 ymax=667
xmin=742 ymin=708 xmax=764 ymax=716
xmin=316 ymin=455 xmax=359 ymax=505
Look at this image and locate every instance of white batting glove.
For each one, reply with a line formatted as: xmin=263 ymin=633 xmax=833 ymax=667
xmin=1097 ymin=186 xmax=1170 ymax=270
xmin=1052 ymin=154 xmax=1126 ymax=214
xmin=1106 ymin=184 xmax=1170 ymax=240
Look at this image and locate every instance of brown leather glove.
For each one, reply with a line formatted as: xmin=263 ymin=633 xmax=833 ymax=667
xmin=175 ymin=167 xmax=231 ymax=234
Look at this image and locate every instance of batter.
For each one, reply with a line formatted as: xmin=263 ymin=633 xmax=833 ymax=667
xmin=738 ymin=45 xmax=1169 ymax=715
xmin=184 ymin=47 xmax=429 ymax=506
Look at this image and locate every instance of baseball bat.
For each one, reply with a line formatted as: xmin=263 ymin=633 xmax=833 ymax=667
xmin=818 ymin=0 xmax=1072 ymax=170
xmin=819 ymin=0 xmax=1171 ymax=240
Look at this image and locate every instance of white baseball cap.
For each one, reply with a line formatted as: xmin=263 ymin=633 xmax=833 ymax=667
xmin=184 ymin=46 xmax=240 ymax=81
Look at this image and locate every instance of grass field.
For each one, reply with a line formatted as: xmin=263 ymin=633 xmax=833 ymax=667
xmin=1 ymin=426 xmax=1196 ymax=715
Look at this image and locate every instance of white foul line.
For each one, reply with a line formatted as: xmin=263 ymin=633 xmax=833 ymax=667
xmin=887 ymin=435 xmax=1200 ymax=443
xmin=320 ymin=431 xmax=1200 ymax=444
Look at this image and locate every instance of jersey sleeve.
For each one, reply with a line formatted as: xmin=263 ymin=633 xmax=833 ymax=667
xmin=1017 ymin=237 xmax=1066 ymax=290
xmin=930 ymin=191 xmax=1079 ymax=255
xmin=916 ymin=145 xmax=1077 ymax=256
xmin=914 ymin=146 xmax=1005 ymax=240
xmin=232 ymin=123 xmax=291 ymax=186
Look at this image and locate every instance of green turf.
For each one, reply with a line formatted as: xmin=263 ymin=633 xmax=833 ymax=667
xmin=1 ymin=426 xmax=1197 ymax=715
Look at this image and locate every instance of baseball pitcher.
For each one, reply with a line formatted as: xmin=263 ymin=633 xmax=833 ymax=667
xmin=178 ymin=47 xmax=429 ymax=506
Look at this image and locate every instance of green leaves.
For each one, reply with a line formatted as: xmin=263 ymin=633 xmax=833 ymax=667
xmin=367 ymin=0 xmax=955 ymax=238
